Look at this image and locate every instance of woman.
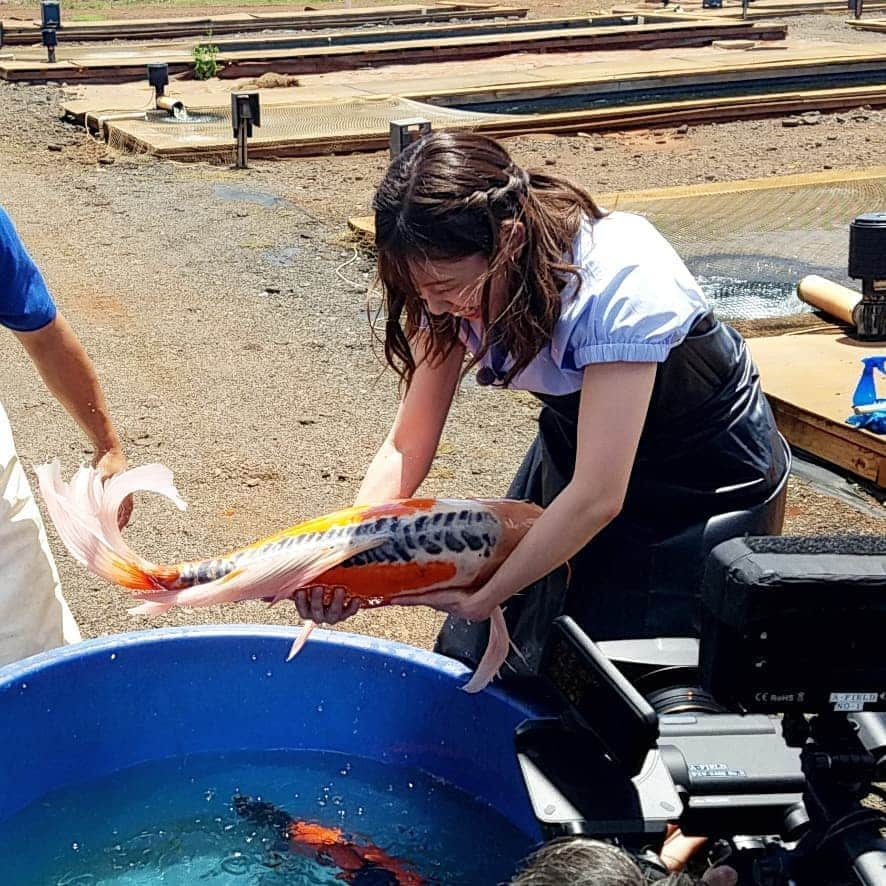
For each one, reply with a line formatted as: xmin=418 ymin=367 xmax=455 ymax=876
xmin=295 ymin=132 xmax=787 ymax=679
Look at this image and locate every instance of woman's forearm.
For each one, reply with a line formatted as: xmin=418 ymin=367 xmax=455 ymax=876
xmin=478 ymin=483 xmax=622 ymax=610
xmin=354 ymin=437 xmax=433 ymax=505
xmin=14 ymin=314 xmax=123 ymax=456
xmin=354 ymin=339 xmax=462 ymax=507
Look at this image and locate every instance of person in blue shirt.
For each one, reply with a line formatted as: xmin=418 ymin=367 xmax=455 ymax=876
xmin=0 ymin=205 xmax=131 ymax=666
xmin=295 ymin=132 xmax=788 ymax=678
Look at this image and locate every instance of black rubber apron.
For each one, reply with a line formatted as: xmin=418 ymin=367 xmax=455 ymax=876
xmin=434 ymin=313 xmax=788 ymax=678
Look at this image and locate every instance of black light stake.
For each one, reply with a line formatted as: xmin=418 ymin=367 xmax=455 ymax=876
xmin=147 ymin=62 xmax=169 ymax=100
xmin=41 ymin=1 xmax=61 ymax=29
xmin=40 ymin=0 xmax=60 ymax=63
xmin=41 ymin=26 xmax=58 ymax=64
xmin=231 ymin=92 xmax=261 ymax=169
xmin=848 ymin=212 xmax=886 ymax=340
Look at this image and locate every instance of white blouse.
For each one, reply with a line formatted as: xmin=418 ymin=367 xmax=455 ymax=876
xmin=459 ymin=212 xmax=709 ymax=395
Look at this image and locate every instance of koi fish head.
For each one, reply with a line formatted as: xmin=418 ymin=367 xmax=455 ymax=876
xmin=233 ymin=795 xmax=293 ymax=842
xmin=479 ymin=498 xmax=543 ymax=555
xmin=482 ymin=498 xmax=542 ymax=528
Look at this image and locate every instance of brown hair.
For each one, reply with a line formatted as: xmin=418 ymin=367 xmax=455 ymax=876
xmin=372 ymin=132 xmax=606 ymax=388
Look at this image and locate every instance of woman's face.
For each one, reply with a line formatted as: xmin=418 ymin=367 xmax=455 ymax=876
xmin=408 ymin=253 xmax=490 ymax=320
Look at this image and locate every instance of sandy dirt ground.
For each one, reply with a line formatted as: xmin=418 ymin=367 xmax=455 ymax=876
xmin=0 ymin=6 xmax=883 ymax=657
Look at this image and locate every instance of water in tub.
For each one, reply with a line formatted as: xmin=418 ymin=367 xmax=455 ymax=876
xmin=0 ymin=749 xmax=532 ymax=884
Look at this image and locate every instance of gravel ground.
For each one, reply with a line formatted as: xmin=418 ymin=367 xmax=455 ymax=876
xmin=0 ymin=12 xmax=883 ymax=653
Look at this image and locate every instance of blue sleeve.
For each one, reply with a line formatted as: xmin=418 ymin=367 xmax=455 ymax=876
xmin=553 ymin=214 xmax=708 ymax=370
xmin=564 ymin=263 xmax=707 ymax=367
xmin=0 ymin=207 xmax=57 ymax=332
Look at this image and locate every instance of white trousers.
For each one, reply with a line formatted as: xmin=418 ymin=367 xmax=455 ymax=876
xmin=0 ymin=401 xmax=81 ymax=667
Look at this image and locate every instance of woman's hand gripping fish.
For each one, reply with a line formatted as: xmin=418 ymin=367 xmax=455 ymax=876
xmin=35 ymin=461 xmax=541 ymax=692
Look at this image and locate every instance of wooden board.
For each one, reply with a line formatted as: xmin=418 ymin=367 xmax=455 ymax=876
xmin=0 ymin=4 xmax=523 ymax=44
xmin=59 ymin=39 xmax=886 ymax=119
xmin=0 ymin=18 xmax=786 ymax=83
xmin=622 ymin=0 xmax=886 ymax=17
xmin=106 ymin=81 xmax=886 ymax=160
xmin=848 ymin=18 xmax=886 ymax=32
xmin=748 ymin=329 xmax=886 ymax=487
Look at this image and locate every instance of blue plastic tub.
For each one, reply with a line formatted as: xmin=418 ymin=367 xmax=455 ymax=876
xmin=0 ymin=625 xmax=543 ymax=841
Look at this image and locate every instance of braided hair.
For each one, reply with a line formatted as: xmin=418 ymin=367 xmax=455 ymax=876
xmin=372 ymin=132 xmax=606 ymax=388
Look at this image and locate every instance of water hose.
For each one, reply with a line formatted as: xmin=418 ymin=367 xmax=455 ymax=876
xmin=156 ymin=95 xmax=185 ymax=115
xmin=797 ymin=274 xmax=862 ymax=326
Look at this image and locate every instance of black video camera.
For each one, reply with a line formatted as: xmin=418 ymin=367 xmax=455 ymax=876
xmin=515 ymin=535 xmax=886 ymax=886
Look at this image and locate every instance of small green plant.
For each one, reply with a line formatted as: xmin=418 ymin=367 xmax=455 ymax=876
xmin=193 ymin=36 xmax=221 ymax=80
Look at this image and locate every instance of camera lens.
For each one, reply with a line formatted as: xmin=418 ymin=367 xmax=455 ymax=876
xmin=644 ymin=684 xmax=727 ymax=715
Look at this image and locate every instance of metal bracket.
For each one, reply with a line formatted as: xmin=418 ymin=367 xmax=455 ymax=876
xmin=389 ymin=118 xmax=431 ymax=159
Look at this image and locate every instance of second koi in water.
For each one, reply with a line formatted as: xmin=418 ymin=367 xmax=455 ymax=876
xmin=36 ymin=461 xmax=541 ymax=692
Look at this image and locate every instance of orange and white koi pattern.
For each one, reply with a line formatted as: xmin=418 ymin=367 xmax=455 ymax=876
xmin=35 ymin=461 xmax=541 ymax=692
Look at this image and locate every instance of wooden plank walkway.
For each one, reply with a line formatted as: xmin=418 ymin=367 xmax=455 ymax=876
xmin=59 ymin=36 xmax=886 ymax=120
xmin=748 ymin=330 xmax=886 ymax=488
xmin=0 ymin=3 xmax=523 ymax=44
xmin=0 ymin=17 xmax=787 ymax=83
xmin=848 ymin=18 xmax=886 ymax=32
xmin=89 ymin=81 xmax=886 ymax=160
xmin=623 ymin=0 xmax=886 ymax=17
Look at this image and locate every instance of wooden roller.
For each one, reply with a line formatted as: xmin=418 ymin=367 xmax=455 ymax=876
xmin=797 ymin=275 xmax=862 ymax=326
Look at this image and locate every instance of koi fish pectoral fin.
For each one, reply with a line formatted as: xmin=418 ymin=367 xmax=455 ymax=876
xmin=130 ymin=538 xmax=385 ymax=610
xmin=249 ymin=537 xmax=386 ymax=604
xmin=286 ymin=619 xmax=316 ymax=661
xmin=461 ymin=605 xmax=511 ymax=694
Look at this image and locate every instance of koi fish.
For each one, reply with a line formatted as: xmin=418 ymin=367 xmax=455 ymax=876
xmin=35 ymin=460 xmax=541 ymax=692
xmin=233 ymin=794 xmax=424 ymax=885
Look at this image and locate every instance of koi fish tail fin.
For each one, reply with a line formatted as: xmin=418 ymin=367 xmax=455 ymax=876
xmin=34 ymin=460 xmax=185 ymax=591
xmin=461 ymin=605 xmax=511 ymax=694
xmin=128 ymin=600 xmax=175 ymax=616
